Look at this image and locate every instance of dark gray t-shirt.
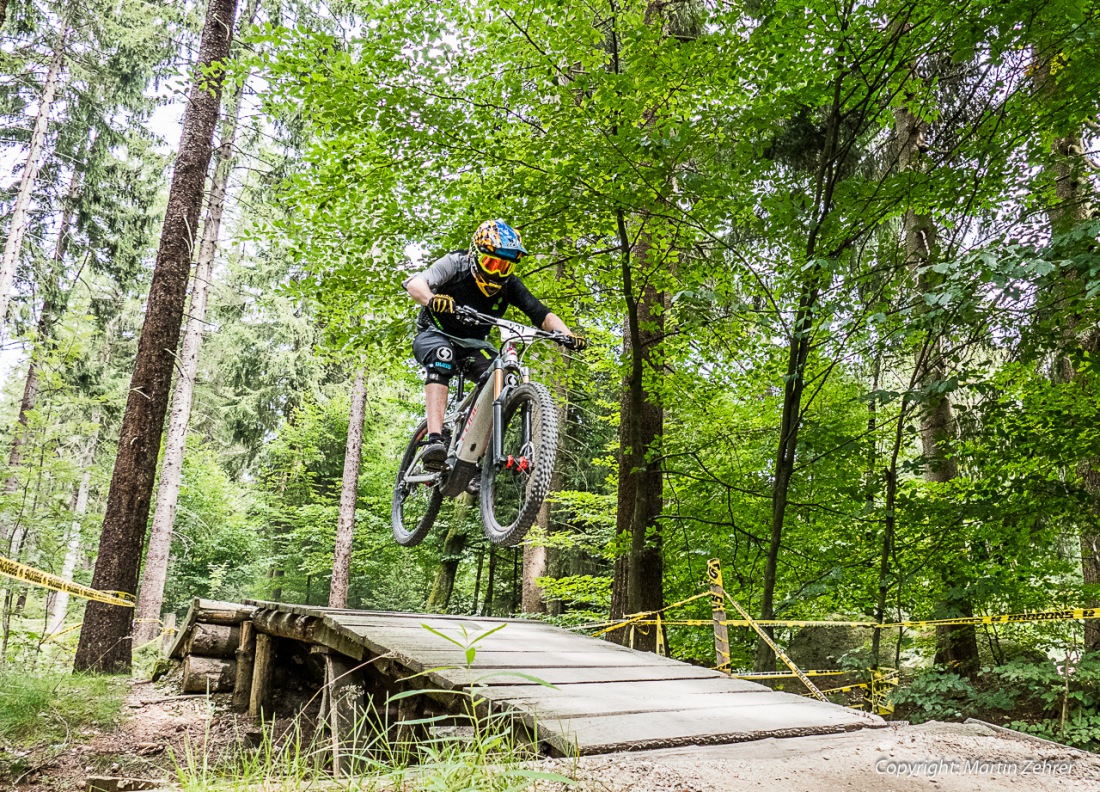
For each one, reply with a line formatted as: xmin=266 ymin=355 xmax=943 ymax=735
xmin=407 ymin=251 xmax=552 ymax=339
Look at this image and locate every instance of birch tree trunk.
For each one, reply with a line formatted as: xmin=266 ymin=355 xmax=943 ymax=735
xmin=0 ymin=25 xmax=69 ymax=339
xmin=133 ymin=50 xmax=253 ymax=644
xmin=73 ymin=0 xmax=240 ymax=674
xmin=46 ymin=415 xmax=100 ymax=636
xmin=329 ymin=370 xmax=366 ymax=608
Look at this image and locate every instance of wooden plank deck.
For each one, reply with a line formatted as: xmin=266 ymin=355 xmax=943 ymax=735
xmin=243 ymin=601 xmax=884 ymax=755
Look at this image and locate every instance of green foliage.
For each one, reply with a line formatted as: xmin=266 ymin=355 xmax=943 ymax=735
xmin=895 ymin=654 xmax=1100 ymax=749
xmin=163 ymin=439 xmax=264 ymax=610
xmin=1011 ymin=714 xmax=1100 ymax=752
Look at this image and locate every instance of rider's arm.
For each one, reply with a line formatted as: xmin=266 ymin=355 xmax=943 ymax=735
xmin=405 ymin=275 xmax=434 ymax=306
xmin=541 ymin=313 xmax=572 ymax=335
xmin=403 ymin=253 xmax=466 ymax=305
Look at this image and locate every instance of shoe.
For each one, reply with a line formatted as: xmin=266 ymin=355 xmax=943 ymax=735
xmin=422 ymin=433 xmax=447 ymax=471
xmin=465 ymin=478 xmax=480 ymax=496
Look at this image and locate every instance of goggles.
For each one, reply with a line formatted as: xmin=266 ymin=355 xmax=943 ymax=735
xmin=478 ymin=253 xmax=518 ymax=278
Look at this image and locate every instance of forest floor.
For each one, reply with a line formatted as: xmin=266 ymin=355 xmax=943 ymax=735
xmin=16 ymin=680 xmax=1100 ymax=791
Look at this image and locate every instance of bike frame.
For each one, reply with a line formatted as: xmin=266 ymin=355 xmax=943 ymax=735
xmin=402 ymin=311 xmax=554 ymax=497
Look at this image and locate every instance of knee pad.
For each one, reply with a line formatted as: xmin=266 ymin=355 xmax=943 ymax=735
xmin=424 ymin=347 xmax=455 ymax=385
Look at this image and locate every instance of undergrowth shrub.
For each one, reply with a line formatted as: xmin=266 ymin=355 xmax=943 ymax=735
xmin=893 ymin=654 xmax=1100 ymax=750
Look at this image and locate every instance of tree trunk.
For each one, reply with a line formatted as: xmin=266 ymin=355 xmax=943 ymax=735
xmin=893 ymin=93 xmax=980 ymax=675
xmin=182 ymin=655 xmax=236 ymax=693
xmin=524 ymin=353 xmax=569 ymax=615
xmin=483 ymin=546 xmax=496 ymax=617
xmin=753 ymin=67 xmax=847 ymax=672
xmin=1031 ymin=53 xmax=1099 ymax=649
xmin=522 ymin=539 xmax=549 ymax=614
xmin=1 ymin=189 xmax=75 ymax=548
xmin=754 ymin=277 xmax=818 ymax=672
xmin=0 ymin=25 xmax=69 ymax=339
xmin=472 ymin=544 xmax=484 ymax=614
xmin=609 ymin=212 xmax=665 ymax=652
xmin=188 ymin=622 xmax=241 ymax=657
xmin=329 ymin=370 xmax=366 ymax=608
xmin=134 ymin=9 xmax=256 ymax=644
xmin=73 ymin=0 xmax=240 ymax=674
xmin=45 ymin=414 xmax=100 ymax=636
xmin=427 ymin=518 xmax=468 ymax=612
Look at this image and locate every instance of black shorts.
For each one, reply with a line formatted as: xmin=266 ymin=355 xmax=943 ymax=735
xmin=412 ymin=329 xmax=495 ymax=386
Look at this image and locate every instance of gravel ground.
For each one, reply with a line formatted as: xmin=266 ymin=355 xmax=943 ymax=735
xmin=543 ymin=720 xmax=1100 ymax=791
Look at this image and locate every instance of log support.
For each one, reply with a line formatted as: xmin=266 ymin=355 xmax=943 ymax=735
xmin=189 ymin=622 xmax=241 ymax=657
xmin=182 ymin=655 xmax=236 ymax=693
xmin=249 ymin=632 xmax=275 ymax=718
xmin=325 ymin=653 xmax=367 ymax=777
xmin=232 ymin=622 xmax=255 ymax=712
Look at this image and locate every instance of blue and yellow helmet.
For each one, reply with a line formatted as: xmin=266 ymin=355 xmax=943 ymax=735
xmin=470 ymin=219 xmax=527 ymax=296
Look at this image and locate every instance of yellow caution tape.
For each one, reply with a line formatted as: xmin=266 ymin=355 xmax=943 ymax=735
xmin=42 ymin=621 xmax=83 ymax=644
xmin=809 ymin=669 xmax=900 ymax=716
xmin=729 ymin=669 xmax=851 ymax=680
xmin=0 ymin=556 xmax=134 ymax=608
xmin=879 ymin=607 xmax=1100 ymax=629
xmin=589 ymin=592 xmax=710 ymax=638
xmin=586 ymin=609 xmax=1100 ymax=634
xmin=719 ymin=588 xmax=829 ymax=704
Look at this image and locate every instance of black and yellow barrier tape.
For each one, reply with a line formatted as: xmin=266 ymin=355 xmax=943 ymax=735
xmin=0 ymin=555 xmax=134 ymax=608
xmin=717 ymin=588 xmax=831 ymax=704
xmin=878 ymin=607 xmax=1100 ymax=629
xmin=585 ymin=608 xmax=1100 ymax=633
xmin=727 ymin=669 xmax=851 ymax=680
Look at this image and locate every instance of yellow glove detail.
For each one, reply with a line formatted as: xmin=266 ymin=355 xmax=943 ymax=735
xmin=430 ymin=294 xmax=456 ymax=314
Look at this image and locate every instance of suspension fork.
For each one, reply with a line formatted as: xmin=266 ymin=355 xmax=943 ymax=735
xmin=491 ymin=363 xmax=533 ymax=467
xmin=492 ymin=363 xmax=505 ymax=466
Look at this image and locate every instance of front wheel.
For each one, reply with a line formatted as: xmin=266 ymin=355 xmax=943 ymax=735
xmin=392 ymin=420 xmax=444 ymax=547
xmin=480 ymin=382 xmax=559 ymax=546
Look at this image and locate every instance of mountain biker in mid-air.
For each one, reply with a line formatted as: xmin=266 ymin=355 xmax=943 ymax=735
xmin=403 ymin=219 xmax=586 ymax=470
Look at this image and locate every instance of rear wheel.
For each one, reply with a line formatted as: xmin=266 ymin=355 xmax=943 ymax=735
xmin=392 ymin=420 xmax=443 ymax=547
xmin=480 ymin=382 xmax=558 ymax=546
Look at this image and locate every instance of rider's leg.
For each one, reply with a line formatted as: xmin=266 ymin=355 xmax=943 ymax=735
xmin=425 ymin=383 xmax=448 ymax=435
xmin=412 ymin=331 xmax=456 ymax=469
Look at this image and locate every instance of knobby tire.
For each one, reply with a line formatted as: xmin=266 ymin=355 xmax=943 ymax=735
xmin=480 ymin=382 xmax=558 ymax=546
xmin=392 ymin=419 xmax=443 ymax=546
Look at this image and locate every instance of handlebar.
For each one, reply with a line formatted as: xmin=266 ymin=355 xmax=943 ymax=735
xmin=454 ymin=306 xmax=584 ymax=350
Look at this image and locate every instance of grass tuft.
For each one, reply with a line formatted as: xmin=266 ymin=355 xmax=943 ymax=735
xmin=0 ymin=670 xmax=126 ymax=746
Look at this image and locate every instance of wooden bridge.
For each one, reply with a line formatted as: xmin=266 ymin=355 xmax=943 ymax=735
xmin=171 ymin=599 xmax=884 ymax=759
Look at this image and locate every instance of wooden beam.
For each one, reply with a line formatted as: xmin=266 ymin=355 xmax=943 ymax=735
xmin=188 ymin=622 xmax=240 ymax=657
xmin=253 ymin=608 xmax=317 ymax=642
xmin=182 ymin=656 xmax=235 ymax=693
xmin=249 ymin=632 xmax=275 ymax=718
xmin=232 ymin=622 xmax=255 ymax=712
xmin=325 ymin=653 xmax=366 ymax=777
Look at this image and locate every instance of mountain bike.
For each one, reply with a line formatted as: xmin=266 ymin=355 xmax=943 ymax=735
xmin=392 ymin=307 xmax=579 ymax=548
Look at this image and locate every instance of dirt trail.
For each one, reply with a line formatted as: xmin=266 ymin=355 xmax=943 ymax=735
xmin=23 ymin=681 xmax=254 ymax=791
